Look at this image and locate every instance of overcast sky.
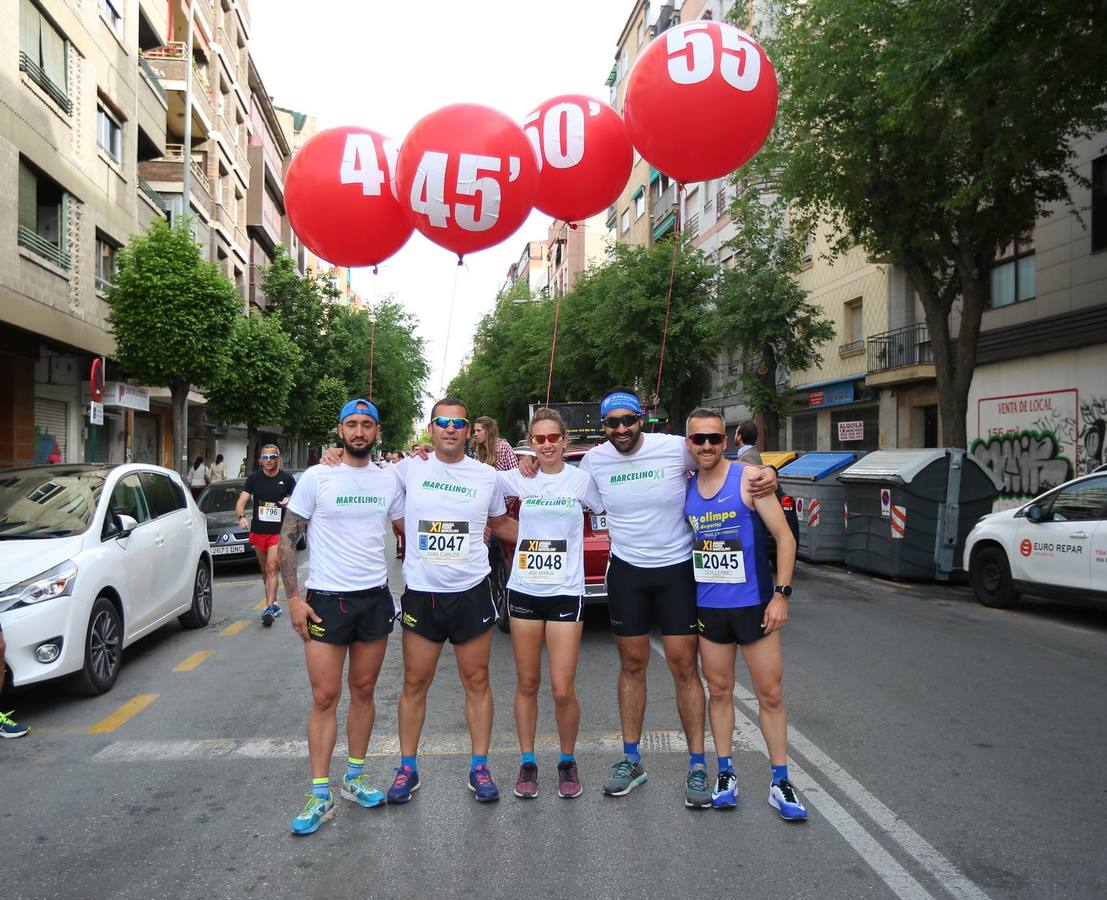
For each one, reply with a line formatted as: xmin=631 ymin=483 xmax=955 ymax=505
xmin=249 ymin=1 xmax=635 ymax=415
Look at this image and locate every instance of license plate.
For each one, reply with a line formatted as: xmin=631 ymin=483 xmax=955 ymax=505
xmin=590 ymin=515 xmax=607 ymax=532
xmin=211 ymin=545 xmax=244 ymax=556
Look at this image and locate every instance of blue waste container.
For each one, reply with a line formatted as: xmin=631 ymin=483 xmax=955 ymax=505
xmin=779 ymin=452 xmax=859 ymax=563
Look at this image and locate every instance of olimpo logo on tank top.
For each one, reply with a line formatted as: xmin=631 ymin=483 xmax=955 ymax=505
xmin=607 ymin=463 xmax=667 ymax=491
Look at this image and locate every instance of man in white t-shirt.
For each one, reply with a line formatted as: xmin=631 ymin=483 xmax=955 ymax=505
xmin=579 ymin=388 xmax=777 ymax=806
xmin=385 ymin=397 xmax=518 ymax=805
xmin=277 ymin=398 xmax=404 ymax=836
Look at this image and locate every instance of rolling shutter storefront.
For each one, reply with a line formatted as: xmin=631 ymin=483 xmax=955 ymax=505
xmin=34 ymin=397 xmax=68 ymax=463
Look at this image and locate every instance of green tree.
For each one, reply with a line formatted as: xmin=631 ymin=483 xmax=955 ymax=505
xmin=758 ymin=0 xmax=1107 ymax=448
xmin=295 ymin=375 xmax=349 ymax=449
xmin=717 ymin=190 xmax=836 ymax=448
xmin=107 ymin=218 xmax=239 ymax=474
xmin=203 ymin=311 xmax=301 ymax=461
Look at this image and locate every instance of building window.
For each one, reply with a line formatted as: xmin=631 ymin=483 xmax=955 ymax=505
xmin=990 ymin=242 xmax=1035 ymax=308
xmin=845 ymin=298 xmax=863 ymax=342
xmin=98 ymin=0 xmax=123 ymax=35
xmin=791 ymin=413 xmax=818 ymax=451
xmin=634 ymin=189 xmax=645 ymax=220
xmin=96 ymin=234 xmax=119 ymax=292
xmin=19 ymin=0 xmax=71 ymax=114
xmin=97 ymin=102 xmax=123 ymax=162
xmin=17 ymin=156 xmax=69 ymax=270
xmin=621 ymin=208 xmax=631 ymax=234
xmin=1092 ymin=155 xmax=1107 ymax=253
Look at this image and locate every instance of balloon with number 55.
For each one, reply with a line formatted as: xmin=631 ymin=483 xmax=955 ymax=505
xmin=285 ymin=126 xmax=413 ymax=267
xmin=523 ymin=95 xmax=632 ymax=223
xmin=394 ymin=104 xmax=540 ymax=258
xmin=623 ymin=21 xmax=777 ymax=184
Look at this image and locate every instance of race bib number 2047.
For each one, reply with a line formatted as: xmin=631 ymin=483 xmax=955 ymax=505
xmin=417 ymin=520 xmax=469 ymax=564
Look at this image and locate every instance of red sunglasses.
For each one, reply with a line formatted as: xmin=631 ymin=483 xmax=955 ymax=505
xmin=530 ymin=433 xmax=563 ymax=445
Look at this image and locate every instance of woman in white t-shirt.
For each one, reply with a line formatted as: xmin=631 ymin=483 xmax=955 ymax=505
xmin=188 ymin=455 xmax=208 ymax=499
xmin=498 ymin=408 xmax=604 ymax=802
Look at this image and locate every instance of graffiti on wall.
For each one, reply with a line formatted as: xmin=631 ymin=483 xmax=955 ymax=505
xmin=1080 ymin=397 xmax=1106 ymax=474
xmin=970 ymin=430 xmax=1074 ymax=498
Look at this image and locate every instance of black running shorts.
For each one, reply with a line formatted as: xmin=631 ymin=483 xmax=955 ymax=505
xmin=399 ymin=578 xmax=498 ymax=645
xmin=304 ymin=585 xmax=395 ymax=645
xmin=696 ymin=603 xmax=770 ymax=646
xmin=507 ymin=589 xmax=584 ymax=622
xmin=605 ymin=555 xmax=698 ymax=637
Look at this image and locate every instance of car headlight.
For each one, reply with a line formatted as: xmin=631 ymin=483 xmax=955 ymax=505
xmin=0 ymin=561 xmax=79 ymax=613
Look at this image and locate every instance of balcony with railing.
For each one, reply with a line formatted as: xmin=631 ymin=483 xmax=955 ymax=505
xmin=18 ymin=225 xmax=70 ymax=270
xmin=19 ymin=51 xmax=71 ymax=114
xmin=138 ymin=144 xmax=212 ymax=211
xmin=866 ymin=323 xmax=936 ymax=387
xmin=137 ymin=174 xmax=169 ymax=213
xmin=652 ymin=181 xmax=678 ymax=241
xmin=143 ymin=43 xmax=213 ymax=133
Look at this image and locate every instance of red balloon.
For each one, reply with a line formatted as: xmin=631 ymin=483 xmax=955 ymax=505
xmin=394 ymin=104 xmax=539 ymax=258
xmin=623 ymin=21 xmax=778 ymax=183
xmin=523 ymin=95 xmax=633 ymax=223
xmin=285 ymin=126 xmax=413 ymax=267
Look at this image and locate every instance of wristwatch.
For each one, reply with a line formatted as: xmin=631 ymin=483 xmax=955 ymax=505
xmin=774 ymin=585 xmax=793 ymax=598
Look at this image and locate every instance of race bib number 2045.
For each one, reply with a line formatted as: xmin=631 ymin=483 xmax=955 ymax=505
xmin=692 ymin=539 xmax=747 ymax=583
xmin=418 ymin=520 xmax=469 ymax=564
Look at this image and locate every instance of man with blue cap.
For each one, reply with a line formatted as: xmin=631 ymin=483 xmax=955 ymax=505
xmin=277 ymin=398 xmax=405 ymax=835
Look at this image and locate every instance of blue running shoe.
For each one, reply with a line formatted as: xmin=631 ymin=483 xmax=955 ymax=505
xmin=769 ymin=778 xmax=808 ymax=821
xmin=341 ymin=773 xmax=385 ymax=808
xmin=261 ymin=604 xmax=282 ymax=626
xmin=468 ymin=764 xmax=500 ymax=802
xmin=0 ymin=710 xmax=29 ymax=739
xmin=387 ymin=766 xmax=420 ymax=804
xmin=712 ymin=769 xmax=738 ymax=809
xmin=291 ymin=792 xmax=334 ymax=835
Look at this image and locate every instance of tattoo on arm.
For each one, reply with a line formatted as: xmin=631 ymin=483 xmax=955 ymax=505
xmin=279 ymin=511 xmax=307 ymax=600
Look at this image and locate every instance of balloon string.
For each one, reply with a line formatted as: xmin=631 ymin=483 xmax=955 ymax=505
xmin=651 ymin=183 xmax=683 ymax=432
xmin=544 ymin=288 xmax=564 ymax=409
xmin=438 ymin=262 xmax=462 ymax=397
xmin=368 ymin=272 xmax=378 ymax=402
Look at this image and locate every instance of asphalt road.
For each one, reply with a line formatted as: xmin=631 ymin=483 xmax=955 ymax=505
xmin=2 ymin=541 xmax=1105 ymax=900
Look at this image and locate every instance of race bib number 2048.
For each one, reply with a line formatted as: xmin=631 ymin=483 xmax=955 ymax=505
xmin=417 ymin=520 xmax=469 ymax=564
xmin=516 ymin=539 xmax=568 ymax=584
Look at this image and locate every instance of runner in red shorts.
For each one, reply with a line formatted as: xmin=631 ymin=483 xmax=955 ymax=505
xmin=235 ymin=444 xmax=295 ymax=625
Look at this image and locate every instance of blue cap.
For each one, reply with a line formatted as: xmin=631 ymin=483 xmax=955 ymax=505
xmin=339 ymin=398 xmax=379 ymax=423
xmin=600 ymin=391 xmax=643 ymax=418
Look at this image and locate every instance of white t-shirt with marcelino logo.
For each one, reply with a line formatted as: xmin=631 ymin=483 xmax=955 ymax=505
xmin=499 ymin=466 xmax=605 ymax=597
xmin=580 ymin=432 xmax=696 ymax=568
xmin=286 ymin=463 xmax=404 ymax=592
xmin=395 ymin=454 xmax=507 ymax=592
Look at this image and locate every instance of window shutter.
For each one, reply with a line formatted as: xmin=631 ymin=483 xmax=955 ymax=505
xmin=34 ymin=397 xmax=68 ymax=462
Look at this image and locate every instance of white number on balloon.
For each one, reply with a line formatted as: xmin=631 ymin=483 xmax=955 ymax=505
xmin=339 ymin=134 xmax=398 ymax=196
xmin=523 ymin=101 xmax=599 ymax=170
xmin=409 ymin=152 xmax=520 ymax=233
xmin=665 ymin=24 xmax=760 ymax=91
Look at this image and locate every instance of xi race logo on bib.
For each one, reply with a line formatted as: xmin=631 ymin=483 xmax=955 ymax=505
xmin=516 ymin=539 xmax=568 ymax=584
xmin=417 ymin=520 xmax=470 ymax=563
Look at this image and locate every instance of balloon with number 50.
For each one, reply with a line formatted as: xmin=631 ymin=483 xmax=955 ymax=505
xmin=285 ymin=126 xmax=413 ymax=267
xmin=623 ymin=21 xmax=777 ymax=184
xmin=523 ymin=95 xmax=633 ymax=223
xmin=394 ymin=103 xmax=540 ymax=259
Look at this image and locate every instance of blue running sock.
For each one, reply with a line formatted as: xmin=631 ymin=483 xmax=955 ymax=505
xmin=718 ymin=756 xmax=733 ymax=773
xmin=689 ymin=752 xmax=706 ymax=770
xmin=559 ymin=752 xmax=575 ymax=765
xmin=471 ymin=754 xmax=488 ymax=771
xmin=623 ymin=741 xmax=640 ymax=764
xmin=311 ymin=777 xmax=330 ymax=799
xmin=521 ymin=751 xmax=537 ymax=766
xmin=400 ymin=755 xmax=418 ymax=773
xmin=772 ymin=764 xmax=789 ymax=785
xmin=346 ymin=756 xmax=364 ymax=780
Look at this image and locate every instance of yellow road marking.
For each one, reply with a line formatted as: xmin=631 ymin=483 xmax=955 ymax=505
xmin=88 ymin=694 xmax=159 ymax=734
xmin=173 ymin=651 xmax=214 ymax=672
xmin=220 ymin=620 xmax=251 ymax=637
xmin=253 ymin=599 xmax=268 ymax=611
xmin=870 ymin=577 xmax=914 ymax=589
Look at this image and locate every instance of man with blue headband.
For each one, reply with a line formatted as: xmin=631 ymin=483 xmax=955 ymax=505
xmin=278 ymin=398 xmax=404 ymax=835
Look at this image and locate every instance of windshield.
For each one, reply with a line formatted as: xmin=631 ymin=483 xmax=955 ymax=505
xmin=0 ymin=469 xmax=106 ymax=538
xmin=199 ymin=482 xmax=245 ymax=514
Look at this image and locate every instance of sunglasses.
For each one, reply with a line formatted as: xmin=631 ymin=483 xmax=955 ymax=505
xmin=530 ymin=433 xmax=563 ymax=445
xmin=259 ymin=453 xmax=280 ymax=460
xmin=432 ymin=416 xmax=469 ymax=430
xmin=688 ymin=433 xmax=726 ymax=446
xmin=603 ymin=414 xmax=641 ymax=430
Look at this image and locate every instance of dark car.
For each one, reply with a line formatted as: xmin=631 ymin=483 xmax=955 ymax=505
xmin=197 ymin=479 xmax=252 ymax=564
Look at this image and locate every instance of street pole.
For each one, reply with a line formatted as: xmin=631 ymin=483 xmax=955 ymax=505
xmin=368 ymin=309 xmax=377 ymax=402
xmin=181 ymin=1 xmax=195 ymax=232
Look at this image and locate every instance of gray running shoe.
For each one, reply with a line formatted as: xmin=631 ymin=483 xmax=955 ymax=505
xmin=603 ymin=757 xmax=647 ymax=796
xmin=685 ymin=765 xmax=712 ymax=808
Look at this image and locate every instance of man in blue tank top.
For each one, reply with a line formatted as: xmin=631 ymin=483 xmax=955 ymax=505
xmin=684 ymin=408 xmax=808 ymax=820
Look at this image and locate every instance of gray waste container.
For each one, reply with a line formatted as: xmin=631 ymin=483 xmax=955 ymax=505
xmin=779 ymin=452 xmax=859 ymax=563
xmin=838 ymin=449 xmax=1002 ymax=580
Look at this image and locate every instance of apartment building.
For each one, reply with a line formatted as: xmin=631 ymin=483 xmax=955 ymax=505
xmin=546 ymin=213 xmax=606 ymax=298
xmin=502 ymin=239 xmax=548 ymax=298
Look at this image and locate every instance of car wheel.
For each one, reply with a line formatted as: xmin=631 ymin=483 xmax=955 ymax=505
xmin=66 ymin=596 xmax=122 ymax=696
xmin=179 ymin=560 xmax=214 ymax=628
xmin=970 ymin=545 xmax=1020 ymax=609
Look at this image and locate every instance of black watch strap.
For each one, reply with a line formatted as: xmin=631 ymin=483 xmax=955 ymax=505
xmin=774 ymin=585 xmax=793 ymax=598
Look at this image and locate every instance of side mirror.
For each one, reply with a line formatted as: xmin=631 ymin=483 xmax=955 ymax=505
xmin=1025 ymin=504 xmax=1043 ymax=524
xmin=114 ymin=513 xmax=139 ymax=536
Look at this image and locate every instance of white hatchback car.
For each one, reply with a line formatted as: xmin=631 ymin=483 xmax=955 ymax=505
xmin=0 ymin=464 xmax=213 ymax=695
xmin=964 ymin=472 xmax=1107 ymax=608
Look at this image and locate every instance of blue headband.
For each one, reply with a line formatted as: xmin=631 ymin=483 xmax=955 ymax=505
xmin=339 ymin=398 xmax=379 ymax=423
xmin=600 ymin=392 xmax=643 ymax=418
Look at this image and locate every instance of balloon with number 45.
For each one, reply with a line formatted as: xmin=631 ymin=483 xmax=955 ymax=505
xmin=394 ymin=103 xmax=540 ymax=259
xmin=523 ymin=94 xmax=632 ymax=223
xmin=285 ymin=126 xmax=413 ymax=268
xmin=623 ymin=20 xmax=777 ymax=184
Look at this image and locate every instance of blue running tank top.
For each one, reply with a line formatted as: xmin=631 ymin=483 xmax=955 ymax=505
xmin=684 ymin=463 xmax=772 ymax=609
